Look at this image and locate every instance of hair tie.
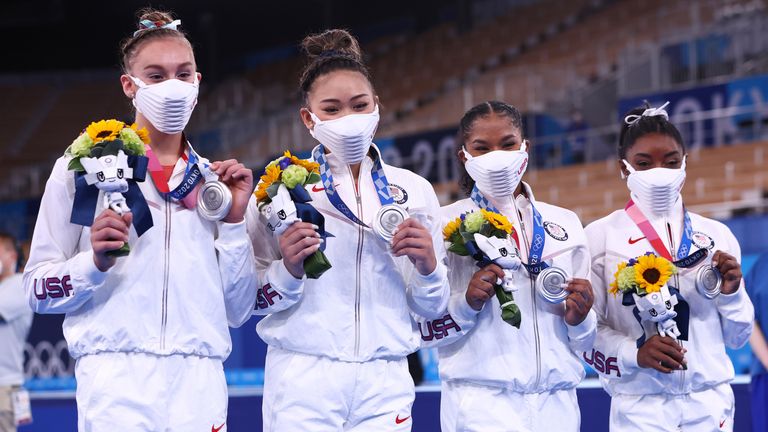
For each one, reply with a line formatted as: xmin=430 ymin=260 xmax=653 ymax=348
xmin=624 ymin=101 xmax=670 ymax=126
xmin=133 ymin=19 xmax=182 ymax=37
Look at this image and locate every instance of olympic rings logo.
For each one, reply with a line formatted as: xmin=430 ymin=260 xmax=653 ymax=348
xmin=23 ymin=340 xmax=74 ymax=378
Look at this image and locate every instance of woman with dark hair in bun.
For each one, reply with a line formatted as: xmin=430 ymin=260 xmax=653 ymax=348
xmin=247 ymin=29 xmax=450 ymax=431
xmin=24 ymin=9 xmax=258 ymax=430
xmin=586 ymin=102 xmax=754 ymax=431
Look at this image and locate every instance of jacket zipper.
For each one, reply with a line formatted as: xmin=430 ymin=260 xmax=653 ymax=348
xmin=666 ymin=221 xmax=685 ymax=391
xmin=161 ymin=196 xmax=171 ymax=351
xmin=350 ymin=165 xmax=365 ymax=358
xmin=519 ymin=212 xmax=542 ymax=388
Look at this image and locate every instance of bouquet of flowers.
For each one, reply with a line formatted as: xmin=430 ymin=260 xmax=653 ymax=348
xmin=67 ymin=119 xmax=152 ymax=256
xmin=444 ymin=209 xmax=523 ymax=328
xmin=255 ymin=151 xmax=332 ymax=279
xmin=610 ymin=252 xmax=683 ymax=339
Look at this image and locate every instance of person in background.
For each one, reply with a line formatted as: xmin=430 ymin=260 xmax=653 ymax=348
xmin=746 ymin=252 xmax=768 ymax=432
xmin=0 ymin=232 xmax=33 ymax=432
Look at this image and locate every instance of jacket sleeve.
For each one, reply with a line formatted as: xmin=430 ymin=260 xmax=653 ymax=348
xmin=246 ymin=197 xmax=306 ymax=316
xmin=585 ymin=222 xmax=642 ymax=379
xmin=23 ymin=158 xmax=109 ymax=314
xmin=215 ymin=197 xmax=260 ymax=327
xmin=414 ymin=253 xmax=481 ymax=349
xmin=404 ymin=184 xmax=451 ymax=320
xmin=714 ymin=226 xmax=754 ymax=349
xmin=562 ymin=224 xmax=597 ymax=354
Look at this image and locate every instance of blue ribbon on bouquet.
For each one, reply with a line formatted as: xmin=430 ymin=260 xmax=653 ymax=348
xmin=70 ymin=155 xmax=153 ymax=236
xmin=287 ymin=184 xmax=332 ymax=251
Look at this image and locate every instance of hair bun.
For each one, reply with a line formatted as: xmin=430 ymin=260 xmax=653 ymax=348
xmin=301 ymin=29 xmax=362 ymax=63
xmin=137 ymin=8 xmax=175 ymax=27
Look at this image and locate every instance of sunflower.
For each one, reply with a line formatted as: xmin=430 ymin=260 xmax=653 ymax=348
xmin=480 ymin=209 xmax=514 ymax=235
xmin=254 ymin=164 xmax=282 ymax=202
xmin=86 ymin=119 xmax=125 ymax=143
xmin=130 ymin=123 xmax=151 ymax=144
xmin=283 ymin=150 xmax=320 ymax=174
xmin=443 ymin=217 xmax=462 ymax=241
xmin=633 ymin=253 xmax=675 ymax=293
xmin=609 ymin=261 xmax=627 ymax=297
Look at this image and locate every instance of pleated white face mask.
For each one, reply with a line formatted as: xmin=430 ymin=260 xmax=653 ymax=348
xmin=131 ymin=76 xmax=199 ymax=135
xmin=623 ymin=156 xmax=687 ymax=216
xmin=463 ymin=141 xmax=528 ymax=198
xmin=309 ymin=105 xmax=380 ymax=164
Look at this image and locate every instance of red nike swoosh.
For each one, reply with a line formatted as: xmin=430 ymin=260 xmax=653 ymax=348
xmin=212 ymin=423 xmax=225 ymax=432
xmin=628 ymin=236 xmax=646 ymax=245
xmin=311 ymin=185 xmax=325 ymax=192
xmin=720 ymin=419 xmax=726 ymax=428
xmin=395 ymin=415 xmax=411 ymax=425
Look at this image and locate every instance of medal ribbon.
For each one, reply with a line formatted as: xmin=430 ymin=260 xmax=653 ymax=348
xmin=624 ymin=199 xmax=705 ymax=268
xmin=145 ymin=144 xmax=208 ymax=202
xmin=312 ymin=144 xmax=394 ymax=227
xmin=471 ymin=186 xmax=549 ymax=276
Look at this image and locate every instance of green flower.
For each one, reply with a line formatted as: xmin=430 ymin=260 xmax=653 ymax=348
xmin=617 ymin=266 xmax=638 ymax=293
xmin=464 ymin=211 xmax=485 ymax=233
xmin=282 ymin=164 xmax=309 ymax=189
xmin=68 ymin=133 xmax=94 ymax=158
xmin=118 ymin=128 xmax=146 ymax=156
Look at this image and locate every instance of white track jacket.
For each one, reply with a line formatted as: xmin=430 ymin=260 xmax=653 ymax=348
xmin=24 ymin=149 xmax=258 ymax=360
xmin=247 ymin=146 xmax=450 ymax=362
xmin=417 ymin=183 xmax=597 ymax=392
xmin=585 ymin=195 xmax=753 ymax=396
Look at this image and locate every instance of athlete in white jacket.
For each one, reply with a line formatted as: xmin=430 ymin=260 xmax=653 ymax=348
xmin=247 ymin=29 xmax=450 ymax=432
xmin=417 ymin=102 xmax=596 ymax=432
xmin=23 ymin=11 xmax=257 ymax=431
xmin=586 ymin=102 xmax=753 ymax=431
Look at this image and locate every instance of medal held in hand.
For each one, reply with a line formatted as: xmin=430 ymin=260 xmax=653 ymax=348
xmin=373 ymin=204 xmax=409 ymax=243
xmin=535 ymin=266 xmax=570 ymax=303
xmin=695 ymin=265 xmax=722 ymax=299
xmin=197 ymin=169 xmax=233 ymax=221
xmin=67 ymin=119 xmax=153 ymax=256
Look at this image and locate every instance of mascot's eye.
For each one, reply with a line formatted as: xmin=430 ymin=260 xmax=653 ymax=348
xmin=665 ymin=300 xmax=672 ymax=309
xmin=117 ymin=169 xmax=124 ymax=179
xmin=97 ymin=172 xmax=105 ymax=182
xmin=649 ymin=309 xmax=658 ymax=317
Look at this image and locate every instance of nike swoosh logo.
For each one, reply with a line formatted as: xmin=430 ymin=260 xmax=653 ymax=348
xmin=628 ymin=236 xmax=646 ymax=245
xmin=395 ymin=415 xmax=411 ymax=425
xmin=311 ymin=185 xmax=325 ymax=192
xmin=212 ymin=423 xmax=225 ymax=432
xmin=720 ymin=419 xmax=726 ymax=428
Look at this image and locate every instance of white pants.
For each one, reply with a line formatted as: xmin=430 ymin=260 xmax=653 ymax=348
xmin=262 ymin=346 xmax=415 ymax=431
xmin=609 ymin=383 xmax=735 ymax=432
xmin=440 ymin=381 xmax=580 ymax=432
xmin=75 ymin=352 xmax=228 ymax=432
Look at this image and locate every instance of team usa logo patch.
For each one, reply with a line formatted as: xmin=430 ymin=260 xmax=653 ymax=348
xmin=388 ymin=184 xmax=408 ymax=204
xmin=691 ymin=231 xmax=715 ymax=250
xmin=543 ymin=221 xmax=568 ymax=241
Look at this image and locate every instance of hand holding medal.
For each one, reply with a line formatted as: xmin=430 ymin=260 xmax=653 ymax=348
xmin=390 ymin=217 xmax=437 ymax=276
xmin=708 ymin=250 xmax=742 ymax=295
xmin=206 ymin=159 xmax=252 ymax=223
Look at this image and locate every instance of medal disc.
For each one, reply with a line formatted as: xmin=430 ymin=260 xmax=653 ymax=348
xmin=373 ymin=204 xmax=408 ymax=242
xmin=695 ymin=265 xmax=722 ymax=299
xmin=197 ymin=180 xmax=233 ymax=221
xmin=535 ymin=266 xmax=569 ymax=303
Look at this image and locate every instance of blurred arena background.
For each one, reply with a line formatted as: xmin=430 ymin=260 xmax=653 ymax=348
xmin=1 ymin=0 xmax=767 ymax=430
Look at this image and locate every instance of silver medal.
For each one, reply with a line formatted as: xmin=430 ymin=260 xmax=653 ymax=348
xmin=695 ymin=265 xmax=722 ymax=299
xmin=373 ymin=204 xmax=409 ymax=243
xmin=535 ymin=266 xmax=570 ymax=303
xmin=197 ymin=180 xmax=233 ymax=221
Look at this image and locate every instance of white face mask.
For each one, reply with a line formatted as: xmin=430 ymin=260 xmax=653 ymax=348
xmin=623 ymin=156 xmax=686 ymax=216
xmin=131 ymin=76 xmax=199 ymax=135
xmin=463 ymin=141 xmax=528 ymax=198
xmin=309 ymin=105 xmax=380 ymax=164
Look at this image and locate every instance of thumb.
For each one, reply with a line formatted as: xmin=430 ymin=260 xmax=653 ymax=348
xmin=122 ymin=212 xmax=133 ymax=227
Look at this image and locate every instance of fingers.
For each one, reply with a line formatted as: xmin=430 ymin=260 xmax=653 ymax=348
xmin=211 ymin=160 xmax=253 ymax=183
xmin=390 ymin=222 xmax=429 ymax=247
xmin=565 ymin=279 xmax=594 ymax=309
xmin=483 ymin=264 xmax=506 ymax=280
xmin=391 ymin=235 xmax=431 ymax=257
